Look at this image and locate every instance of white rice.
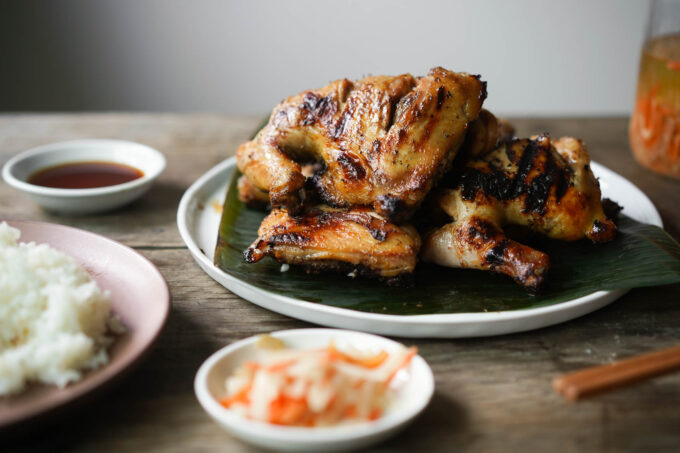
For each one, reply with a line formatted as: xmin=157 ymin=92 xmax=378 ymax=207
xmin=0 ymin=222 xmax=115 ymax=395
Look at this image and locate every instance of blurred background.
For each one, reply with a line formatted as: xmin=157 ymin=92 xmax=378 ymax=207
xmin=0 ymin=0 xmax=649 ymax=116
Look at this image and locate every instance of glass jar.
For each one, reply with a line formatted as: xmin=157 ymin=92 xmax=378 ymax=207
xmin=629 ymin=0 xmax=680 ymax=178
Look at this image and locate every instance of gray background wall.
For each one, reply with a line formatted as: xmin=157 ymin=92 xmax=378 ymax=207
xmin=0 ymin=0 xmax=649 ymax=116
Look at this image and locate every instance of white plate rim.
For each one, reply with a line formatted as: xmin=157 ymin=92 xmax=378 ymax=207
xmin=177 ymin=157 xmax=663 ymax=338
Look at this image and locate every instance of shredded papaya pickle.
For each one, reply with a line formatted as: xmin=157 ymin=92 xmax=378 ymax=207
xmin=219 ymin=336 xmax=417 ymax=426
xmin=630 ymin=34 xmax=680 ymax=178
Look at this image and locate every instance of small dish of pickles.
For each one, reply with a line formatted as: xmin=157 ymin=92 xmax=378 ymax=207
xmin=194 ymin=328 xmax=434 ymax=452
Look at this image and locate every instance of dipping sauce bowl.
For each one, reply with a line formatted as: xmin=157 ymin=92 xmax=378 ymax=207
xmin=2 ymin=139 xmax=166 ymax=215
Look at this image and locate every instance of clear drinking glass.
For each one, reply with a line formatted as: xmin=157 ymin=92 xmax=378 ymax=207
xmin=629 ymin=0 xmax=680 ymax=178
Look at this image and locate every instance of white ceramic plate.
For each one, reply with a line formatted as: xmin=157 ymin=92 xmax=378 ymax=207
xmin=177 ymin=157 xmax=663 ymax=338
xmin=194 ymin=329 xmax=434 ymax=452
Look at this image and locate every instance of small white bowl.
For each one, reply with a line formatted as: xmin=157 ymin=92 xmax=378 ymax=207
xmin=194 ymin=328 xmax=434 ymax=452
xmin=2 ymin=139 xmax=166 ymax=215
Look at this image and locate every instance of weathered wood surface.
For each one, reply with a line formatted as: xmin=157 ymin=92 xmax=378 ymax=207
xmin=1 ymin=114 xmax=679 ymax=453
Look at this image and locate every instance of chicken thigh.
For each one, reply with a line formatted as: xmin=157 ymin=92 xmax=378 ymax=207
xmin=245 ymin=206 xmax=421 ymax=282
xmin=237 ymin=67 xmax=487 ymax=222
xmin=421 ymin=134 xmax=617 ymax=291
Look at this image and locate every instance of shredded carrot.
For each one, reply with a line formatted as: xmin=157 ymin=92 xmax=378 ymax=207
xmin=220 ymin=340 xmax=418 ymax=426
xmin=667 ymin=60 xmax=680 ymax=71
xmin=631 ymin=83 xmax=680 ymax=167
xmin=269 ymin=395 xmax=308 ymax=425
xmin=220 ymin=382 xmax=252 ymax=408
xmin=368 ymin=408 xmax=382 ymax=421
xmin=343 ymin=404 xmax=358 ymax=418
xmin=328 ymin=342 xmax=389 ymax=368
xmin=383 ymin=347 xmax=418 ymax=385
xmin=322 ymin=366 xmax=336 ymax=384
xmin=265 ymin=358 xmax=298 ymax=372
xmin=304 ymin=418 xmax=316 ymax=427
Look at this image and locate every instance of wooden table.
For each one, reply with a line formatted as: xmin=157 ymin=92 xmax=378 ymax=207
xmin=2 ymin=114 xmax=679 ymax=452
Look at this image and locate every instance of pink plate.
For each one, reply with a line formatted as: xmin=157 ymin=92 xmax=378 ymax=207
xmin=0 ymin=220 xmax=170 ymax=428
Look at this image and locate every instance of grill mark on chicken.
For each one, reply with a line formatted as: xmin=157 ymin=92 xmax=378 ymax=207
xmin=302 ymin=93 xmax=337 ymax=126
xmin=554 ymin=166 xmax=570 ymax=202
xmin=269 ymin=232 xmax=310 ymax=245
xmin=337 ymin=152 xmax=367 ymax=181
xmin=375 ymin=195 xmax=410 ymax=224
xmin=478 ymin=79 xmax=488 ymax=102
xmin=436 ymin=86 xmax=447 ymax=110
xmin=505 ymin=146 xmax=516 ymax=162
xmin=458 ymin=136 xmax=572 ymax=214
xmin=459 ymin=167 xmax=510 ymax=201
xmin=386 ymin=96 xmax=401 ymax=132
xmin=286 ymin=208 xmax=390 ymax=242
xmin=337 ymin=211 xmax=389 ymax=242
xmin=310 ymin=173 xmax=343 ymax=207
xmin=522 ymin=139 xmax=570 ymax=213
xmin=468 ymin=218 xmax=496 ymax=241
xmin=416 ymin=108 xmax=442 ymax=150
xmin=243 ymin=241 xmax=264 ymax=263
xmin=331 ymin=97 xmax=355 ymax=139
xmin=512 ymin=138 xmax=540 ymax=197
xmin=485 ymin=240 xmax=509 ymax=267
xmin=394 ymin=92 xmax=415 ymax=124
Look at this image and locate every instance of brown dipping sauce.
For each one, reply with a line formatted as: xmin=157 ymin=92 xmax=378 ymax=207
xmin=28 ymin=161 xmax=144 ymax=189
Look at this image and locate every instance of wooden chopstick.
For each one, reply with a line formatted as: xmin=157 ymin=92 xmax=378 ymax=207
xmin=552 ymin=345 xmax=680 ymax=401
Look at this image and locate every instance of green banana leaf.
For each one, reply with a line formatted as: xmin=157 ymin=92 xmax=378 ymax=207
xmin=214 ymin=168 xmax=680 ymax=315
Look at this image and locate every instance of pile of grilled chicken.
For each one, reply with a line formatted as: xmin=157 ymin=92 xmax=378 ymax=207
xmin=235 ymin=67 xmax=618 ymax=292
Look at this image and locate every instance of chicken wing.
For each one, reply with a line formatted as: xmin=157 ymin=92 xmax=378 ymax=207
xmin=237 ymin=67 xmax=486 ymax=222
xmin=245 ymin=206 xmax=421 ymax=282
xmin=421 ymin=134 xmax=617 ymax=291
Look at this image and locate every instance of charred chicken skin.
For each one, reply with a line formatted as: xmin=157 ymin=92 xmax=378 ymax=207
xmin=245 ymin=206 xmax=421 ymax=282
xmin=421 ymin=134 xmax=617 ymax=291
xmin=236 ymin=67 xmax=486 ymax=223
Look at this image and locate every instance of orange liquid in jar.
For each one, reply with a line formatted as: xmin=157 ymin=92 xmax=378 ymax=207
xmin=630 ymin=34 xmax=680 ymax=178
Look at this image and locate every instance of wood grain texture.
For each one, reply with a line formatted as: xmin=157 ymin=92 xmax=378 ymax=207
xmin=1 ymin=114 xmax=679 ymax=453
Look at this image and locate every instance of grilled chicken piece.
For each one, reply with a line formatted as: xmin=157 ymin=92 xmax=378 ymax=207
xmin=237 ymin=164 xmax=321 ymax=209
xmin=237 ymin=67 xmax=486 ymax=222
xmin=245 ymin=206 xmax=421 ymax=282
xmin=421 ymin=134 xmax=617 ymax=291
xmin=461 ymin=109 xmax=515 ymax=158
xmin=237 ymin=175 xmax=270 ymax=208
